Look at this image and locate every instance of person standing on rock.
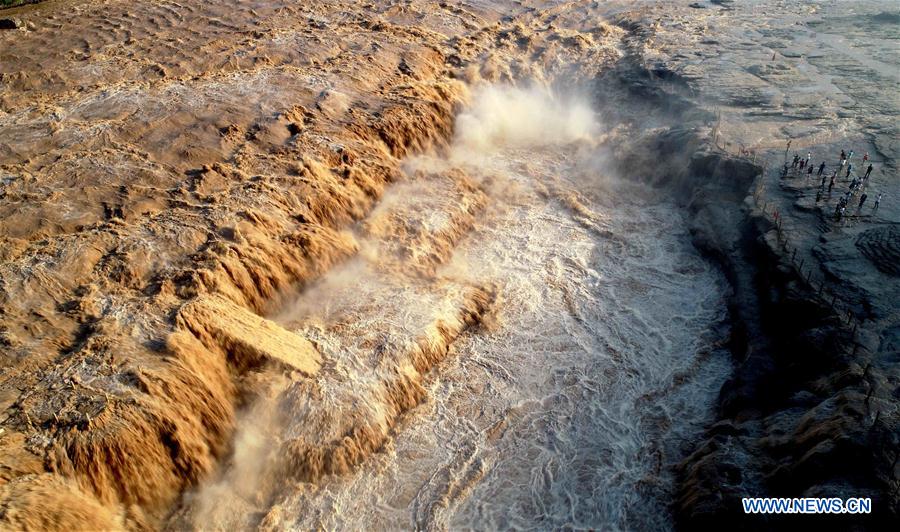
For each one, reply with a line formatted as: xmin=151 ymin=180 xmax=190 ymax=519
xmin=839 ymin=157 xmax=846 ymax=169
xmin=821 ymin=171 xmax=828 ymax=188
xmin=858 ymin=192 xmax=868 ymax=210
xmin=864 ymin=164 xmax=873 ymax=179
xmin=793 ymin=154 xmax=800 ymax=168
xmin=818 ymin=161 xmax=826 ymax=176
xmin=846 ymin=163 xmax=853 ymax=178
xmin=873 ymin=193 xmax=883 ymax=212
xmin=806 ymin=152 xmax=811 ymax=167
xmin=829 ymin=173 xmax=836 ymax=193
xmin=848 ymin=150 xmax=854 ymax=163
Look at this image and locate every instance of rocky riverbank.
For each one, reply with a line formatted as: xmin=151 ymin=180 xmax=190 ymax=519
xmin=0 ymin=0 xmax=895 ymax=528
xmin=598 ymin=2 xmax=898 ymax=525
xmin=679 ymin=150 xmax=897 ymax=527
xmin=0 ymin=0 xmax=625 ymax=528
xmin=618 ymin=100 xmax=897 ymax=528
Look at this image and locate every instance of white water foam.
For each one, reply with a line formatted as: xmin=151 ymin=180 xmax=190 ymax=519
xmin=271 ymin=137 xmax=731 ymax=530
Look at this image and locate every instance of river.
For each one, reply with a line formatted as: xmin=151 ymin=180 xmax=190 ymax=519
xmin=240 ymin=87 xmax=734 ymax=531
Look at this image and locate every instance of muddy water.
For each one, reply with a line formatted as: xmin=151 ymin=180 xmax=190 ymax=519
xmin=266 ymin=141 xmax=732 ymax=530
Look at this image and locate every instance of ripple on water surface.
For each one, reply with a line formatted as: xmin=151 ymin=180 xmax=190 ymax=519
xmin=274 ymin=147 xmax=732 ymax=531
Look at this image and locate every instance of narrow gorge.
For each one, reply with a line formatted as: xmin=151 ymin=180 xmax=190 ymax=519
xmin=0 ymin=0 xmax=896 ymax=529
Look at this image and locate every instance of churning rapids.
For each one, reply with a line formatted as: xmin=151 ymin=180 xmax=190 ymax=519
xmin=185 ymin=87 xmax=734 ymax=530
xmin=4 ymin=1 xmax=896 ymax=528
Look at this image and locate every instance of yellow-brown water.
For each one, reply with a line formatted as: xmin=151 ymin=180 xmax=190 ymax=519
xmin=1 ymin=1 xmax=731 ymax=529
xmin=174 ymin=87 xmax=733 ymax=530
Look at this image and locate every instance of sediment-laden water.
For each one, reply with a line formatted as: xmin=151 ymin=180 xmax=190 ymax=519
xmin=243 ymin=108 xmax=734 ymax=529
xmin=7 ymin=0 xmax=841 ymax=528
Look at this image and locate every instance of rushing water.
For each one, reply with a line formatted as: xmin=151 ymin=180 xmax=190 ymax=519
xmin=264 ymin=133 xmax=733 ymax=530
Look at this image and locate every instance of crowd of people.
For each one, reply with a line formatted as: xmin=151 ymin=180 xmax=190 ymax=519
xmin=782 ymin=146 xmax=883 ymax=222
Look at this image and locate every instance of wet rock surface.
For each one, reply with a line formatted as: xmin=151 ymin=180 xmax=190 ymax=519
xmin=0 ymin=0 xmax=896 ymax=529
xmin=856 ymin=225 xmax=900 ymax=277
xmin=0 ymin=0 xmax=627 ymax=527
xmin=603 ymin=0 xmax=898 ymax=526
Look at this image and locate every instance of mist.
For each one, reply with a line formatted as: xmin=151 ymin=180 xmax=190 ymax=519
xmin=177 ymin=80 xmax=606 ymax=529
xmin=449 ymin=84 xmax=597 ymax=159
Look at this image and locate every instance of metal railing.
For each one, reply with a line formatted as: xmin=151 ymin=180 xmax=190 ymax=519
xmin=705 ymin=135 xmax=871 ymax=348
xmin=751 ymin=162 xmax=867 ymax=338
xmin=749 ymin=154 xmax=891 ymax=447
xmin=721 ymin=137 xmax=888 ymax=469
